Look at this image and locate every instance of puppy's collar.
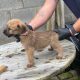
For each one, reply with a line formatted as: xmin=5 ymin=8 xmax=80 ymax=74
xmin=21 ymin=23 xmax=33 ymax=36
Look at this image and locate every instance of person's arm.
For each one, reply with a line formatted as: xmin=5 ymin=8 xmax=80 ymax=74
xmin=28 ymin=0 xmax=58 ymax=30
xmin=53 ymin=18 xmax=80 ymax=40
xmin=53 ymin=18 xmax=80 ymax=51
xmin=73 ymin=18 xmax=80 ymax=33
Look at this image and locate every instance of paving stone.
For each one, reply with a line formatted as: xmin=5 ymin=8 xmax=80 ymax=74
xmin=50 ymin=76 xmax=59 ymax=80
xmin=58 ymin=72 xmax=73 ymax=80
xmin=67 ymin=77 xmax=79 ymax=80
xmin=43 ymin=76 xmax=59 ymax=80
xmin=78 ymin=77 xmax=80 ymax=80
xmin=70 ymin=70 xmax=78 ymax=76
xmin=0 ymin=0 xmax=23 ymax=10
xmin=23 ymin=0 xmax=44 ymax=8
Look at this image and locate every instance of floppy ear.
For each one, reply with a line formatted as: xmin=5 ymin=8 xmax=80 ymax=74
xmin=21 ymin=24 xmax=27 ymax=32
xmin=17 ymin=25 xmax=20 ymax=29
xmin=17 ymin=24 xmax=26 ymax=30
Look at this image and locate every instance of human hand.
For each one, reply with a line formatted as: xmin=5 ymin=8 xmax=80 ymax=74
xmin=21 ymin=23 xmax=33 ymax=36
xmin=53 ymin=24 xmax=78 ymax=40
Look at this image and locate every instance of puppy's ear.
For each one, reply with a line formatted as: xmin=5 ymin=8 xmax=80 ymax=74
xmin=21 ymin=24 xmax=26 ymax=32
xmin=17 ymin=25 xmax=20 ymax=29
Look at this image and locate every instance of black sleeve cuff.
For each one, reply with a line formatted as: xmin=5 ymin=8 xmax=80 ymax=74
xmin=65 ymin=24 xmax=78 ymax=36
xmin=25 ymin=23 xmax=33 ymax=31
xmin=27 ymin=25 xmax=33 ymax=31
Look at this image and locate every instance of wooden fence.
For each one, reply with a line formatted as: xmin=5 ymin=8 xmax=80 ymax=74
xmin=46 ymin=0 xmax=65 ymax=31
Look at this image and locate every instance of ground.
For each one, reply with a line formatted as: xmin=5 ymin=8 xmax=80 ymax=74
xmin=45 ymin=70 xmax=80 ymax=80
xmin=0 ymin=40 xmax=79 ymax=80
xmin=46 ymin=51 xmax=80 ymax=80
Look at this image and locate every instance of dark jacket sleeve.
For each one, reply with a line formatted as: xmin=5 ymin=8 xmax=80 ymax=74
xmin=64 ymin=0 xmax=80 ymax=18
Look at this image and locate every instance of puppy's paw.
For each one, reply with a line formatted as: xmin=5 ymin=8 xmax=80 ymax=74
xmin=56 ymin=55 xmax=63 ymax=59
xmin=48 ymin=47 xmax=54 ymax=51
xmin=48 ymin=48 xmax=53 ymax=51
xmin=27 ymin=63 xmax=34 ymax=68
xmin=21 ymin=49 xmax=25 ymax=52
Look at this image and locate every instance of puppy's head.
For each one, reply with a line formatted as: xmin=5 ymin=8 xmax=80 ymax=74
xmin=3 ymin=19 xmax=27 ymax=37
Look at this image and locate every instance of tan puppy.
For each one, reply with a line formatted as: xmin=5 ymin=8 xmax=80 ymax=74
xmin=3 ymin=19 xmax=63 ymax=68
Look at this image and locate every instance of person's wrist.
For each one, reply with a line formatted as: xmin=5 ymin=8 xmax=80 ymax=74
xmin=25 ymin=23 xmax=33 ymax=31
xmin=69 ymin=27 xmax=78 ymax=36
xmin=27 ymin=24 xmax=33 ymax=31
xmin=65 ymin=24 xmax=79 ymax=36
xmin=73 ymin=18 xmax=80 ymax=32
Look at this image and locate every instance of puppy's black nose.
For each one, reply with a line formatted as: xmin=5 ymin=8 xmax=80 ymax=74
xmin=3 ymin=29 xmax=11 ymax=37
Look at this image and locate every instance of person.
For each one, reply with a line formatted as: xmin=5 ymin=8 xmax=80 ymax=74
xmin=25 ymin=0 xmax=80 ymax=70
xmin=26 ymin=0 xmax=80 ymax=41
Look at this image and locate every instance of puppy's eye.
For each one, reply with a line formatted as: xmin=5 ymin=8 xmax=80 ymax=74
xmin=17 ymin=25 xmax=20 ymax=29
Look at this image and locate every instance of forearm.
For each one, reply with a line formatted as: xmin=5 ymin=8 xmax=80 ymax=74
xmin=73 ymin=18 xmax=80 ymax=32
xmin=28 ymin=0 xmax=58 ymax=30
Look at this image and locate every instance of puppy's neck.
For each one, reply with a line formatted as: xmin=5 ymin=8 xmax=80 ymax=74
xmin=15 ymin=30 xmax=33 ymax=42
xmin=21 ymin=30 xmax=33 ymax=36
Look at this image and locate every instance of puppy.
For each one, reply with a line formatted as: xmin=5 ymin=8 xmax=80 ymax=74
xmin=3 ymin=19 xmax=63 ymax=68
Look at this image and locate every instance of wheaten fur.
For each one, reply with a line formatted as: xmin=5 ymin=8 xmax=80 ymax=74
xmin=3 ymin=19 xmax=63 ymax=68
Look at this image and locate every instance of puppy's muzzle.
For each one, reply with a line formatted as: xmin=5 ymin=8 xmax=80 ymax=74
xmin=3 ymin=29 xmax=13 ymax=37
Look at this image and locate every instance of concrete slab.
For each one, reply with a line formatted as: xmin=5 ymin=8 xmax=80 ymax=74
xmin=0 ymin=40 xmax=76 ymax=80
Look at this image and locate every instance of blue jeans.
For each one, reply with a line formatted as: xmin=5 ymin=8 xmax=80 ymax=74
xmin=64 ymin=0 xmax=80 ymax=18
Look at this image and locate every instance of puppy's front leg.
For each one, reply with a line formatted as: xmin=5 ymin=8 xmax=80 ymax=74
xmin=26 ymin=47 xmax=35 ymax=68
